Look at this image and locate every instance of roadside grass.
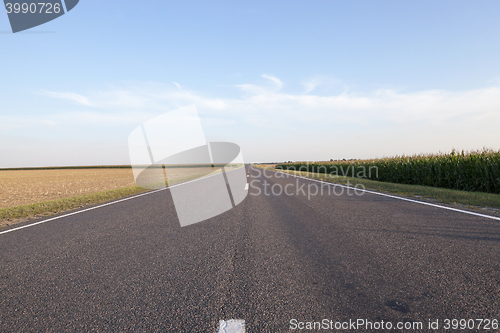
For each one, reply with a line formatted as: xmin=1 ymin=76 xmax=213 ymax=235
xmin=0 ymin=186 xmax=148 ymax=227
xmin=275 ymin=148 xmax=500 ymax=194
xmin=0 ymin=165 xmax=246 ymax=229
xmin=253 ymin=164 xmax=500 ymax=212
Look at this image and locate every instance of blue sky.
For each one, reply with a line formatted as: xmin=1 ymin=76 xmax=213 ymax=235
xmin=1 ymin=0 xmax=500 ymax=167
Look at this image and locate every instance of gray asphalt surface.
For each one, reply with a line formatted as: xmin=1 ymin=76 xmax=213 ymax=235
xmin=1 ymin=165 xmax=500 ymax=332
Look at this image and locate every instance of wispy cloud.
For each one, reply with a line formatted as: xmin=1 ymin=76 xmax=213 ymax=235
xmin=40 ymin=78 xmax=500 ymax=127
xmin=37 ymin=76 xmax=500 ymax=160
xmin=236 ymin=74 xmax=284 ymax=95
xmin=261 ymin=74 xmax=283 ymax=89
xmin=302 ymin=75 xmax=341 ymax=94
xmin=40 ymin=90 xmax=93 ymax=106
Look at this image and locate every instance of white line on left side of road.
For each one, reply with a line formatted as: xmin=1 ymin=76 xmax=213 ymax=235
xmin=217 ymin=319 xmax=245 ymax=333
xmin=0 ymin=168 xmax=248 ymax=236
xmin=0 ymin=188 xmax=165 ymax=236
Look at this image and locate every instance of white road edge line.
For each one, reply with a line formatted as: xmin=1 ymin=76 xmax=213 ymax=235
xmin=217 ymin=319 xmax=245 ymax=333
xmin=0 ymin=188 xmax=164 ymax=236
xmin=0 ymin=166 xmax=247 ymax=236
xmin=256 ymin=166 xmax=500 ymax=222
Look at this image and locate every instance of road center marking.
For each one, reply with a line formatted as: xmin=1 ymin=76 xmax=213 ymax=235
xmin=217 ymin=319 xmax=245 ymax=333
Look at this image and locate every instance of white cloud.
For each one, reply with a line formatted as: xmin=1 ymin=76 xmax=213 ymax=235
xmin=40 ymin=79 xmax=500 ymax=129
xmin=261 ymin=74 xmax=283 ymax=89
xmin=303 ymin=79 xmax=319 ymax=94
xmin=172 ymin=81 xmax=182 ymax=90
xmin=34 ymin=77 xmax=500 ymax=163
xmin=235 ymin=74 xmax=283 ymax=95
xmin=302 ymin=75 xmax=341 ymax=94
xmin=40 ymin=90 xmax=93 ymax=106
xmin=41 ymin=120 xmax=56 ymax=126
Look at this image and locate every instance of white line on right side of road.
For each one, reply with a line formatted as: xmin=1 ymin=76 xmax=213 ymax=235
xmin=255 ymin=166 xmax=500 ymax=222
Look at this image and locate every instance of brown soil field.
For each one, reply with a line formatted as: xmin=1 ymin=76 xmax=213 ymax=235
xmin=0 ymin=165 xmax=245 ymax=210
xmin=0 ymin=169 xmax=136 ymax=209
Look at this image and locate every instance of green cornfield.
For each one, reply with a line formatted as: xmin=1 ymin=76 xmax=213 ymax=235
xmin=275 ymin=149 xmax=500 ymax=194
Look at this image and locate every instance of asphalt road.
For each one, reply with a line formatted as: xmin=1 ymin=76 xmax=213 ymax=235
xmin=1 ymin=165 xmax=500 ymax=332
